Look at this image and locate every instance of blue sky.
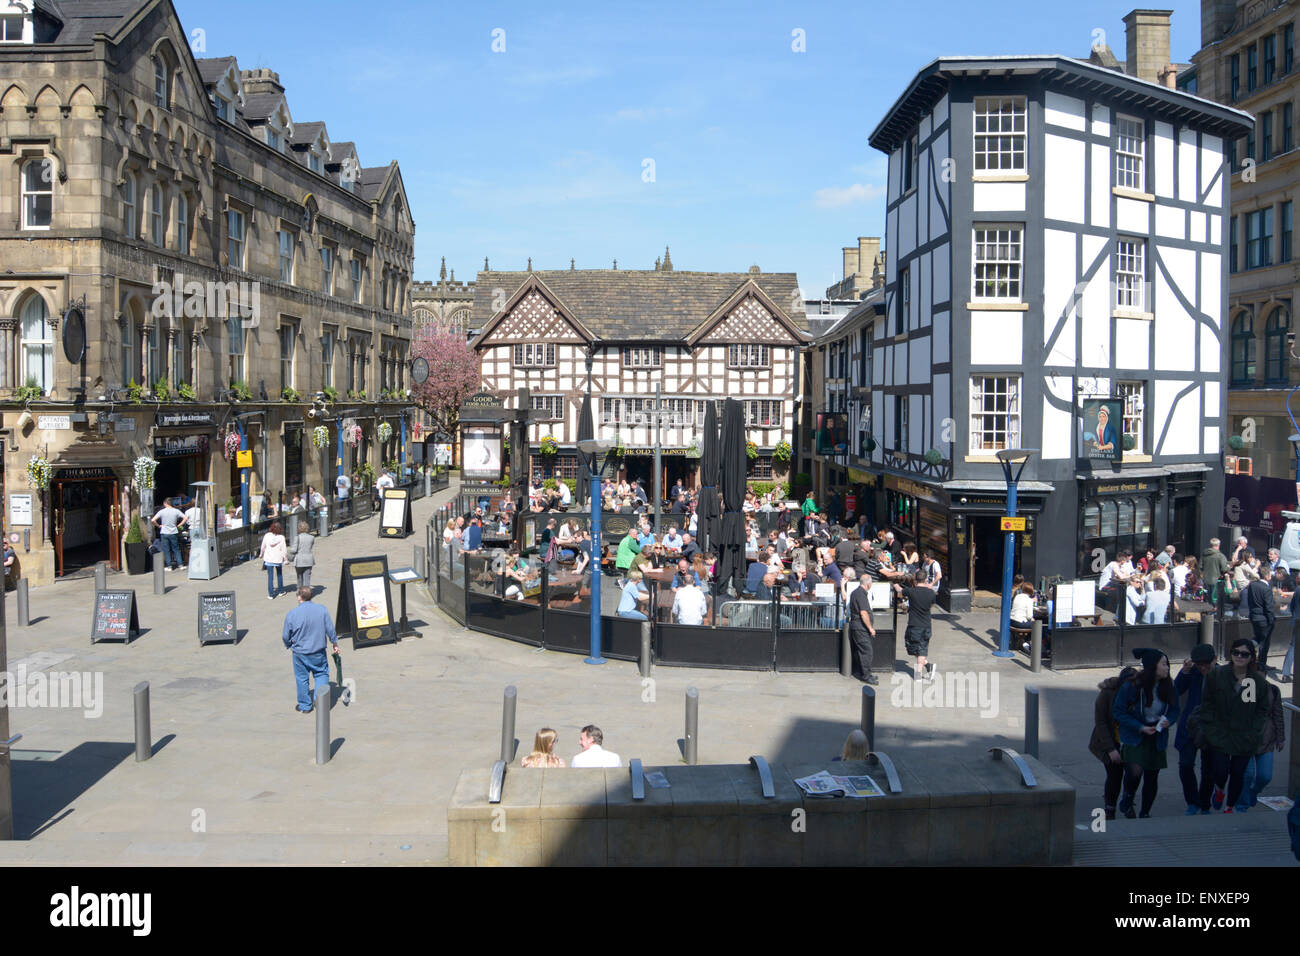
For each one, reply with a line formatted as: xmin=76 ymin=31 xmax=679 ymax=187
xmin=175 ymin=0 xmax=1208 ymax=297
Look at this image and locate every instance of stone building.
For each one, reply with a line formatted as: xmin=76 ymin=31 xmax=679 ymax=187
xmin=825 ymin=237 xmax=886 ymax=301
xmin=0 ymin=0 xmax=415 ymax=582
xmin=1182 ymin=0 xmax=1300 ymax=545
xmin=411 ymin=258 xmax=476 ymax=336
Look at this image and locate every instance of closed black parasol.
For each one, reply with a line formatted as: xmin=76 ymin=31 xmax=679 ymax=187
xmin=697 ymin=400 xmax=721 ymax=555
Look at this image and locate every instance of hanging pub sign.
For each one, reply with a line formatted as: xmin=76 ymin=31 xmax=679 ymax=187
xmin=1081 ymin=399 xmax=1124 ymax=461
xmin=816 ymin=412 xmax=846 ymax=456
xmin=197 ymin=591 xmax=237 ymax=645
xmin=92 ymin=589 xmax=139 ymax=643
xmin=379 ymin=488 xmax=413 ymax=538
xmin=461 ymin=425 xmax=503 ymax=482
xmin=335 ymin=555 xmax=398 ymax=648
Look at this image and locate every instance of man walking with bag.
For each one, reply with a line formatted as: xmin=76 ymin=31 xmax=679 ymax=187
xmin=281 ymin=586 xmax=339 ymax=714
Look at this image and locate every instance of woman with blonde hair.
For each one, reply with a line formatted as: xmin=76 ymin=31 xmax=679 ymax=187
xmin=838 ymin=729 xmax=870 ymax=761
xmin=521 ymin=728 xmax=565 ymax=768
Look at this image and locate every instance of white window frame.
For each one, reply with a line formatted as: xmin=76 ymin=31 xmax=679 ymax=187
xmin=530 ymin=394 xmax=563 ymax=421
xmin=280 ymin=323 xmax=297 ymax=392
xmin=212 ymin=94 xmax=230 ymax=121
xmin=898 ymin=267 xmax=911 ymax=333
xmin=321 ymin=328 xmax=336 ymax=389
xmin=122 ymin=174 xmax=138 ymax=239
xmin=513 ymin=343 xmax=556 ymax=368
xmin=1115 ymin=237 xmax=1146 ymax=312
xmin=279 ymin=229 xmax=295 ymax=284
xmin=351 ymin=257 xmax=364 ymax=304
xmin=728 ymin=344 xmax=770 ymax=368
xmin=147 ymin=322 xmax=164 ymax=386
xmin=622 ymin=346 xmax=663 ymax=368
xmin=120 ymin=315 xmax=138 ymax=387
xmin=1118 ymin=381 xmax=1145 ymax=452
xmin=973 ymin=96 xmax=1027 ymax=173
xmin=149 ymin=183 xmax=164 ymax=246
xmin=309 ymin=152 xmax=322 ymax=174
xmin=20 ymin=296 xmax=53 ymax=391
xmin=745 ymin=400 xmax=783 ymax=428
xmin=320 ymin=244 xmax=335 ymax=295
xmin=0 ymin=13 xmax=27 ymax=43
xmin=266 ymin=128 xmax=281 ymax=152
xmin=1115 ymin=115 xmax=1145 ymax=191
xmin=969 ymin=376 xmax=1021 ymax=453
xmin=153 ymin=55 xmax=169 ymax=110
xmin=171 ymin=320 xmax=189 ymax=386
xmin=21 ymin=158 xmax=51 ymax=230
xmin=972 ymin=225 xmax=1023 ymax=301
xmin=175 ymin=192 xmax=189 ymax=254
xmin=226 ymin=314 xmax=246 ymax=384
xmin=226 ymin=208 xmax=245 ymax=269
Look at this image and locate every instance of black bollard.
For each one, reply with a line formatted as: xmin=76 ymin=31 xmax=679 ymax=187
xmin=500 ymin=685 xmax=517 ymax=764
xmin=1030 ymin=620 xmax=1043 ymax=674
xmin=1025 ymin=686 xmax=1040 ymax=759
xmin=840 ymin=618 xmax=852 ymax=678
xmin=861 ymin=685 xmax=876 ymax=750
xmin=684 ymin=687 xmax=699 ymax=765
xmin=134 ymin=681 xmax=152 ymax=762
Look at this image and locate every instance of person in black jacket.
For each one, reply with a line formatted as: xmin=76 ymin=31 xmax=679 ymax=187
xmin=1243 ymin=573 xmax=1277 ymax=671
xmin=1090 ymin=666 xmax=1138 ymax=821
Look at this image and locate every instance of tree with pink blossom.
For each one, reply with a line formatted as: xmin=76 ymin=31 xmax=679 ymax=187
xmin=410 ymin=324 xmax=482 ymax=437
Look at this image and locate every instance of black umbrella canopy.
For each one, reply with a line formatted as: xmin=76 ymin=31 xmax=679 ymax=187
xmin=576 ymin=393 xmax=594 ymax=505
xmin=697 ymin=400 xmax=721 ymax=552
xmin=717 ymin=397 xmax=749 ymax=594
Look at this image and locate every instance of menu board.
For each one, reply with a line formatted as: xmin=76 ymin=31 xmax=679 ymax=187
xmin=197 ymin=591 xmax=237 ymax=645
xmin=335 ymin=555 xmax=398 ymax=648
xmin=92 ymin=590 xmax=139 ymax=643
xmin=379 ymin=489 xmax=412 ymax=538
xmin=869 ymin=582 xmax=893 ymax=611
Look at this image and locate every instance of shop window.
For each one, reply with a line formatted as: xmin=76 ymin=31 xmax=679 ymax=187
xmin=750 ymin=456 xmax=773 ymax=480
xmin=1116 ymin=498 xmax=1135 ymax=538
xmin=1082 ymin=502 xmax=1100 ymax=538
xmin=1099 ymin=500 xmax=1117 ymax=538
xmin=1135 ymin=498 xmax=1152 ymax=536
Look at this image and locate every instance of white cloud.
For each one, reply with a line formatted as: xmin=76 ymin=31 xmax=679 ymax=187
xmin=611 ymin=106 xmax=674 ymax=122
xmin=812 ymin=182 xmax=886 ymax=208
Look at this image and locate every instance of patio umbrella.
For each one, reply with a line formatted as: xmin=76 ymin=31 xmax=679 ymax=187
xmin=717 ymin=397 xmax=749 ymax=596
xmin=576 ymin=393 xmax=594 ymax=507
xmin=697 ymin=400 xmax=721 ymax=555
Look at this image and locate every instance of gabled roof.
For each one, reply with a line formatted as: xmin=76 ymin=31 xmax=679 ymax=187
xmin=471 ymin=269 xmax=809 ymax=345
xmin=11 ymin=0 xmax=144 ymax=45
xmin=196 ymin=55 xmax=237 ymax=84
xmin=870 ymin=55 xmax=1254 ymax=153
xmin=357 ymin=165 xmax=391 ymax=201
xmin=292 ymin=121 xmax=327 ymax=147
xmin=241 ymin=91 xmax=286 ymax=123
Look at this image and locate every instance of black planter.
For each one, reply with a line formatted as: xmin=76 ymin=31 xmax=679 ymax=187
xmin=125 ymin=542 xmax=149 ymax=575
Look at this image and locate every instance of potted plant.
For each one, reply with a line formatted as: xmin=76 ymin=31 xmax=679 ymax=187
xmin=282 ymin=386 xmax=301 ymax=403
xmin=312 ymin=425 xmax=330 ymax=449
xmin=176 ymin=381 xmax=197 ymax=402
xmin=745 ymin=440 xmax=758 ymax=460
xmin=126 ymin=380 xmax=145 ymax=404
xmin=229 ymin=380 xmax=253 ymax=402
xmin=153 ymin=378 xmax=170 ymax=401
xmin=15 ymin=377 xmax=43 ymax=402
xmin=322 ymin=386 xmax=339 ymax=404
xmin=1123 ymin=434 xmax=1137 ymax=452
xmin=540 ymin=435 xmax=558 ymax=456
xmin=123 ymin=514 xmax=149 ymax=575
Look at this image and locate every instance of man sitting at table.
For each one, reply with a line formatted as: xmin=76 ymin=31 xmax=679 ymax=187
xmin=755 ymin=571 xmax=780 ymax=602
xmin=673 ymin=578 xmax=709 ymax=626
xmin=502 ymin=550 xmax=535 ymax=600
xmin=745 ymin=559 xmax=768 ymax=596
xmin=663 ymin=524 xmax=684 ymax=552
xmin=680 ymin=533 xmax=700 ymax=562
xmin=671 ymin=557 xmax=703 ymax=591
xmin=572 ymin=530 xmax=591 ymax=576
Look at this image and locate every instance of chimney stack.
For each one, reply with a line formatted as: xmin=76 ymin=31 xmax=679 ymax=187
xmin=1123 ymin=9 xmax=1173 ymax=85
xmin=842 ymin=246 xmax=860 ymax=281
xmin=1200 ymin=0 xmax=1237 ymax=49
xmin=857 ymin=237 xmax=881 ymax=279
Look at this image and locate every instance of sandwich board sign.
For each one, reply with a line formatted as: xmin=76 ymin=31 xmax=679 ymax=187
xmin=379 ymin=488 xmax=413 ymax=539
xmin=197 ymin=591 xmax=237 ymax=645
xmin=336 ymin=555 xmax=398 ymax=648
xmin=92 ymin=589 xmax=140 ymax=643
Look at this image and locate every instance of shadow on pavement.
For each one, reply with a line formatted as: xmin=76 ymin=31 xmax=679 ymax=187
xmin=11 ymin=741 xmax=135 ymax=839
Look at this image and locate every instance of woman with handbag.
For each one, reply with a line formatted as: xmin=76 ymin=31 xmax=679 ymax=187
xmin=258 ymin=520 xmax=288 ymax=599
xmin=286 ymin=520 xmax=316 ymax=591
xmin=1090 ymin=665 xmax=1137 ymax=820
xmin=1112 ymin=648 xmax=1180 ymax=818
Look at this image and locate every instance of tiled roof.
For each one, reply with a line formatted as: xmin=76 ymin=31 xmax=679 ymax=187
xmin=357 ymin=166 xmax=390 ymax=200
xmin=28 ymin=0 xmax=143 ymax=45
xmin=240 ymin=92 xmax=283 ymax=122
xmin=471 ymin=270 xmax=808 ymax=343
xmin=196 ymin=56 xmax=237 ymax=84
xmin=291 ymin=121 xmax=326 ymax=146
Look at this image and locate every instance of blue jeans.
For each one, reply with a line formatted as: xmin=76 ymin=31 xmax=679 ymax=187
xmin=159 ymin=533 xmax=182 ymax=569
xmin=1242 ymin=751 xmax=1275 ymax=808
xmin=292 ymin=649 xmax=329 ymax=711
xmin=619 ymin=610 xmax=647 ymax=621
xmin=266 ymin=563 xmax=284 ymax=597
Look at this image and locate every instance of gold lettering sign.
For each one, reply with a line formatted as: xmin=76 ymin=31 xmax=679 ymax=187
xmin=1093 ymin=481 xmax=1150 ymax=494
xmin=889 ymin=476 xmax=942 ymax=504
xmin=350 ymin=561 xmax=385 ymax=577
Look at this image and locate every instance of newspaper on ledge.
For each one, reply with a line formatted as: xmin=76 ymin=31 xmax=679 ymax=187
xmin=793 ymin=769 xmax=885 ymax=798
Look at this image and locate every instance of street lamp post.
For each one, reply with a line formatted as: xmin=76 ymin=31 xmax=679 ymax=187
xmin=995 ymin=448 xmax=1037 ymax=659
xmin=579 ymin=437 xmax=615 ymax=665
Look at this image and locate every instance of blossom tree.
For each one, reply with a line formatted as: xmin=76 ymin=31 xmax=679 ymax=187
xmin=410 ymin=324 xmax=482 ymax=438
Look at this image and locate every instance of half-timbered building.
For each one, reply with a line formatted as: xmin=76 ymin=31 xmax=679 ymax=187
xmin=470 ymin=260 xmax=809 ymax=491
xmin=867 ymin=54 xmax=1252 ymax=610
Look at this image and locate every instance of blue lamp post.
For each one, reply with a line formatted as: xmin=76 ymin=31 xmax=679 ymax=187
xmin=995 ymin=448 xmax=1037 ymax=659
xmin=237 ymin=418 xmax=250 ymax=522
xmin=578 ymin=437 xmax=615 ymax=664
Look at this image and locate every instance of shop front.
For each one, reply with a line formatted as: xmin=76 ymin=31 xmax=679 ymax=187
xmin=1077 ymin=476 xmax=1163 ymax=578
xmin=153 ymin=411 xmax=217 ymax=506
xmin=51 ymin=465 xmax=122 ymax=576
xmin=616 ymin=448 xmax=697 ymax=496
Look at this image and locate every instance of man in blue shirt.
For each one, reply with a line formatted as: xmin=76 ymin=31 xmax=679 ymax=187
xmin=745 ymin=560 xmax=767 ymax=595
xmin=1174 ymin=643 xmax=1215 ymax=814
xmin=464 ymin=517 xmax=483 ymax=552
xmin=282 ymin=586 xmax=339 ymax=713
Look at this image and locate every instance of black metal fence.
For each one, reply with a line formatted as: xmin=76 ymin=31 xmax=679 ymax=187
xmin=426 ymin=508 xmax=897 ymax=673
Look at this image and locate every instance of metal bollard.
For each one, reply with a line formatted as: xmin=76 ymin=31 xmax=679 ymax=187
xmin=315 ymin=684 xmax=330 ymax=765
xmin=500 ymin=685 xmax=517 ymax=764
xmin=684 ymin=687 xmax=699 ymax=765
xmin=861 ymin=685 xmax=876 ymax=750
xmin=1199 ymin=613 xmax=1214 ymax=655
xmin=1030 ymin=619 xmax=1043 ymax=674
xmin=414 ymin=545 xmax=425 ymax=580
xmin=640 ymin=620 xmax=652 ymax=678
xmin=425 ymin=470 xmax=431 ymax=498
xmin=94 ymin=561 xmax=107 ymax=593
xmin=16 ymin=579 xmax=29 ymax=628
xmin=134 ymin=681 xmax=152 ymax=762
xmin=153 ymin=559 xmax=165 ymax=595
xmin=840 ymin=619 xmax=853 ymax=678
xmin=318 ymin=508 xmax=329 ymax=539
xmin=1025 ymin=686 xmax=1040 ymax=759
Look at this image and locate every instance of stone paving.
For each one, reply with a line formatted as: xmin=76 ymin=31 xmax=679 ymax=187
xmin=0 ymin=483 xmax=1294 ymax=865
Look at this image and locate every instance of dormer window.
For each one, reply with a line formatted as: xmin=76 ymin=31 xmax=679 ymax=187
xmin=266 ymin=129 xmax=281 ymax=152
xmin=0 ymin=13 xmax=28 ymax=43
xmin=309 ymin=152 xmax=322 ymax=173
xmin=210 ymin=93 xmax=230 ymax=121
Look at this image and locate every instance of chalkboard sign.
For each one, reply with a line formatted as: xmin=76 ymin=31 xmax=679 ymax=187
xmin=92 ymin=589 xmax=139 ymax=643
xmin=379 ymin=488 xmax=413 ymax=538
xmin=335 ymin=555 xmax=398 ymax=648
xmin=198 ymin=591 xmax=237 ymax=645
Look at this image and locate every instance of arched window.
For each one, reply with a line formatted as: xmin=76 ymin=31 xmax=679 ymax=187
xmin=147 ymin=323 xmax=164 ymax=386
xmin=149 ymin=183 xmax=164 ymax=246
xmin=21 ymin=159 xmax=52 ymax=229
xmin=171 ymin=320 xmax=189 ymax=387
xmin=121 ymin=174 xmax=138 ymax=239
xmin=1265 ymin=305 xmax=1291 ymax=383
xmin=153 ymin=54 xmax=170 ymax=109
xmin=175 ymin=192 xmax=189 ymax=255
xmin=226 ymin=314 xmax=245 ymax=384
xmin=20 ymin=295 xmax=53 ymax=392
xmin=1231 ymin=311 xmax=1256 ymax=385
xmin=120 ymin=303 xmax=141 ymax=387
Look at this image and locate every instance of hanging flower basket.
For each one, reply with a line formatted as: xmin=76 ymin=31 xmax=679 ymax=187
xmin=133 ymin=456 xmax=158 ymax=490
xmin=540 ymin=435 xmax=558 ymax=456
xmin=923 ymin=448 xmax=943 ymax=466
xmin=223 ymin=431 xmax=241 ymax=461
xmin=773 ymin=440 xmax=792 ymax=463
xmin=26 ymin=456 xmax=51 ymax=491
xmin=1227 ymin=434 xmax=1245 ymax=451
xmin=344 ymin=424 xmax=362 ymax=446
xmin=745 ymin=440 xmax=758 ymax=460
xmin=312 ymin=425 xmax=330 ymax=449
xmin=378 ymin=421 xmax=394 ymax=443
xmin=685 ymin=438 xmax=701 ymax=459
xmin=1122 ymin=434 xmax=1137 ymax=451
